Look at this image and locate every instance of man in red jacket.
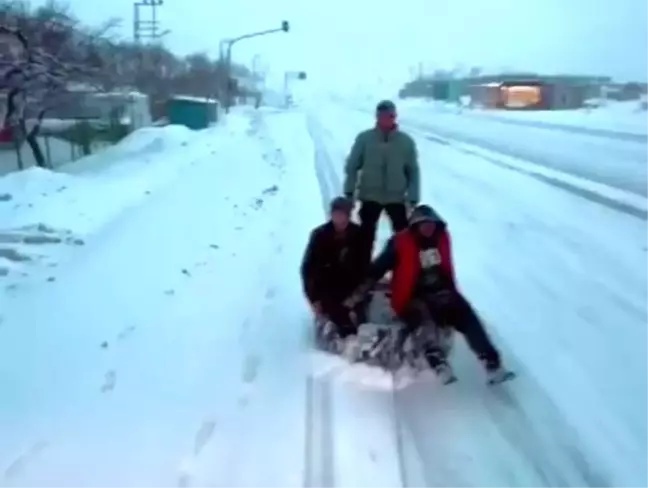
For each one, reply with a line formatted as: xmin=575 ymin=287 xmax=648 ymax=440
xmin=345 ymin=204 xmax=514 ymax=385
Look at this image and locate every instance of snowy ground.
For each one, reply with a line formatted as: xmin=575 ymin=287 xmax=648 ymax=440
xmin=0 ymin=123 xmax=217 ymax=285
xmin=397 ymin=98 xmax=648 ymax=139
xmin=308 ymin=103 xmax=647 ymax=486
xmin=0 ymin=103 xmax=646 ymax=487
xmin=0 ymin=108 xmax=327 ymax=486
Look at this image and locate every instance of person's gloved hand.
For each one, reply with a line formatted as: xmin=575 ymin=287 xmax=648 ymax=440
xmin=342 ymin=293 xmax=361 ymax=310
xmin=310 ymin=301 xmax=323 ymax=318
xmin=406 ymin=201 xmax=418 ymax=216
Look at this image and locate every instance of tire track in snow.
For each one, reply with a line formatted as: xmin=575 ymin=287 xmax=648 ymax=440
xmin=306 ymin=114 xmax=343 ymax=208
xmin=306 ymin=110 xmax=612 ymax=486
xmin=257 ymin=111 xmax=338 ymax=487
xmin=387 ymin=130 xmax=622 ymax=486
xmin=306 ymin=114 xmax=423 ymax=487
xmin=303 ymin=374 xmax=336 ymax=487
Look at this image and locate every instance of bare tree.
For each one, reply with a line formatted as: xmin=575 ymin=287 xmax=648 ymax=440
xmin=0 ymin=0 xmax=120 ymax=168
xmin=1 ymin=0 xmax=254 ymax=171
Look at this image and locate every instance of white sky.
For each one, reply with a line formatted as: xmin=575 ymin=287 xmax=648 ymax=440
xmin=38 ymin=0 xmax=648 ymax=90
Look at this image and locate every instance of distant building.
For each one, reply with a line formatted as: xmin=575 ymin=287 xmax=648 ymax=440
xmin=399 ymin=73 xmax=611 ymax=110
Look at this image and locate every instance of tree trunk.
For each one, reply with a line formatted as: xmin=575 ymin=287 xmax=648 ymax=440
xmin=25 ymin=110 xmax=48 ymax=169
xmin=12 ymin=137 xmax=24 ymax=171
xmin=21 ymin=119 xmax=47 ymax=168
xmin=26 ymin=132 xmax=46 ymax=168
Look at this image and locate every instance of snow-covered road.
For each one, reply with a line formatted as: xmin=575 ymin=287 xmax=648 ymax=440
xmin=0 ymin=106 xmax=646 ymax=487
xmin=308 ymin=103 xmax=647 ymax=486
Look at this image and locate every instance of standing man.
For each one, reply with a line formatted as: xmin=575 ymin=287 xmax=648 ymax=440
xmin=343 ymin=99 xmax=420 ymax=268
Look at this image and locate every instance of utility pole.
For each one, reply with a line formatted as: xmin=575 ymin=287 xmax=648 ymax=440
xmin=133 ymin=0 xmax=165 ymax=43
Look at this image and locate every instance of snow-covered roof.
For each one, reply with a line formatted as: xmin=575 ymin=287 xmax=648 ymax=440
xmin=93 ymin=90 xmax=147 ymax=99
xmin=170 ymin=95 xmax=217 ymax=104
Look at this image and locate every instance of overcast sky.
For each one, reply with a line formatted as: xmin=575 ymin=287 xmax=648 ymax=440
xmin=42 ymin=0 xmax=648 ymax=90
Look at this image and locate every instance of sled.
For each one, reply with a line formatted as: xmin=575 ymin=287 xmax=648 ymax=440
xmin=314 ymin=275 xmax=455 ymax=371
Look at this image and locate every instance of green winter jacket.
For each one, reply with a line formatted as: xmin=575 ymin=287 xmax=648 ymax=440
xmin=343 ymin=127 xmax=420 ymax=205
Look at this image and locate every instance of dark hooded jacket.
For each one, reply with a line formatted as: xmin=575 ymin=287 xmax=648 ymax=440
xmin=300 ymin=221 xmax=365 ymax=303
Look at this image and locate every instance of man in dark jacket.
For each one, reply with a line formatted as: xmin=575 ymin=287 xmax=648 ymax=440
xmin=343 ymin=99 xmax=420 ymax=268
xmin=344 ymin=204 xmax=514 ymax=385
xmin=301 ymin=197 xmax=366 ymax=339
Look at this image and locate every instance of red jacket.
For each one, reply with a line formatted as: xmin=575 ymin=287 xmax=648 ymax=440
xmin=367 ymin=228 xmax=456 ymax=315
xmin=391 ymin=229 xmax=455 ymax=314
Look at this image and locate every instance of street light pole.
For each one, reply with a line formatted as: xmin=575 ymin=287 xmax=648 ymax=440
xmin=222 ymin=21 xmax=290 ymax=113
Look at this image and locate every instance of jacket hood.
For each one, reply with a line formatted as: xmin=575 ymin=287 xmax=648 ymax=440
xmin=409 ymin=204 xmax=446 ymax=227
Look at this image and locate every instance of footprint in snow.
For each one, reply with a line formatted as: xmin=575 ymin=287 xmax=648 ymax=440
xmin=265 ymin=287 xmax=277 ymax=300
xmin=101 ymin=370 xmax=116 ymax=392
xmin=242 ymin=355 xmax=261 ymax=384
xmin=237 ymin=395 xmax=250 ymax=409
xmin=177 ymin=471 xmax=191 ymax=488
xmin=117 ymin=325 xmax=136 ymax=341
xmin=193 ymin=420 xmax=216 ymax=456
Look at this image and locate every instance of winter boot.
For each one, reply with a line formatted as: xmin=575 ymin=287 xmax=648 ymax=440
xmin=482 ymin=356 xmax=516 ymax=385
xmin=318 ymin=320 xmax=342 ymax=353
xmin=425 ymin=348 xmax=457 ymax=385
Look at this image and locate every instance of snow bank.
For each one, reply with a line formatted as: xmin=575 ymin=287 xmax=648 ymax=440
xmin=0 ymin=121 xmax=231 ymax=283
xmin=470 ymin=100 xmax=648 ymax=137
xmin=63 ymin=124 xmax=200 ymax=175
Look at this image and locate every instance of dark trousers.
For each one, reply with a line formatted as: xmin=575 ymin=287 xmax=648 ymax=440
xmin=316 ymin=281 xmax=363 ymax=338
xmin=358 ymin=201 xmax=409 ymax=266
xmin=320 ymin=300 xmax=359 ymax=338
xmin=399 ymin=290 xmax=501 ymax=366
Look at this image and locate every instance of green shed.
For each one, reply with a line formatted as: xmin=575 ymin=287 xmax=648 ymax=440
xmin=167 ymin=96 xmax=218 ymax=130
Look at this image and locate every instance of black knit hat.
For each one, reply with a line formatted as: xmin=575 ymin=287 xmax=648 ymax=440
xmin=330 ymin=196 xmax=353 ymax=215
xmin=376 ymin=99 xmax=396 ymax=113
xmin=409 ymin=204 xmax=440 ymax=226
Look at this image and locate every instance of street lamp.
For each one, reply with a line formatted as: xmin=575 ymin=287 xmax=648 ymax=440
xmin=222 ymin=21 xmax=290 ymax=113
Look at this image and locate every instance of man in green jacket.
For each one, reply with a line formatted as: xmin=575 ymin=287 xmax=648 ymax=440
xmin=343 ymin=99 xmax=421 ymax=267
